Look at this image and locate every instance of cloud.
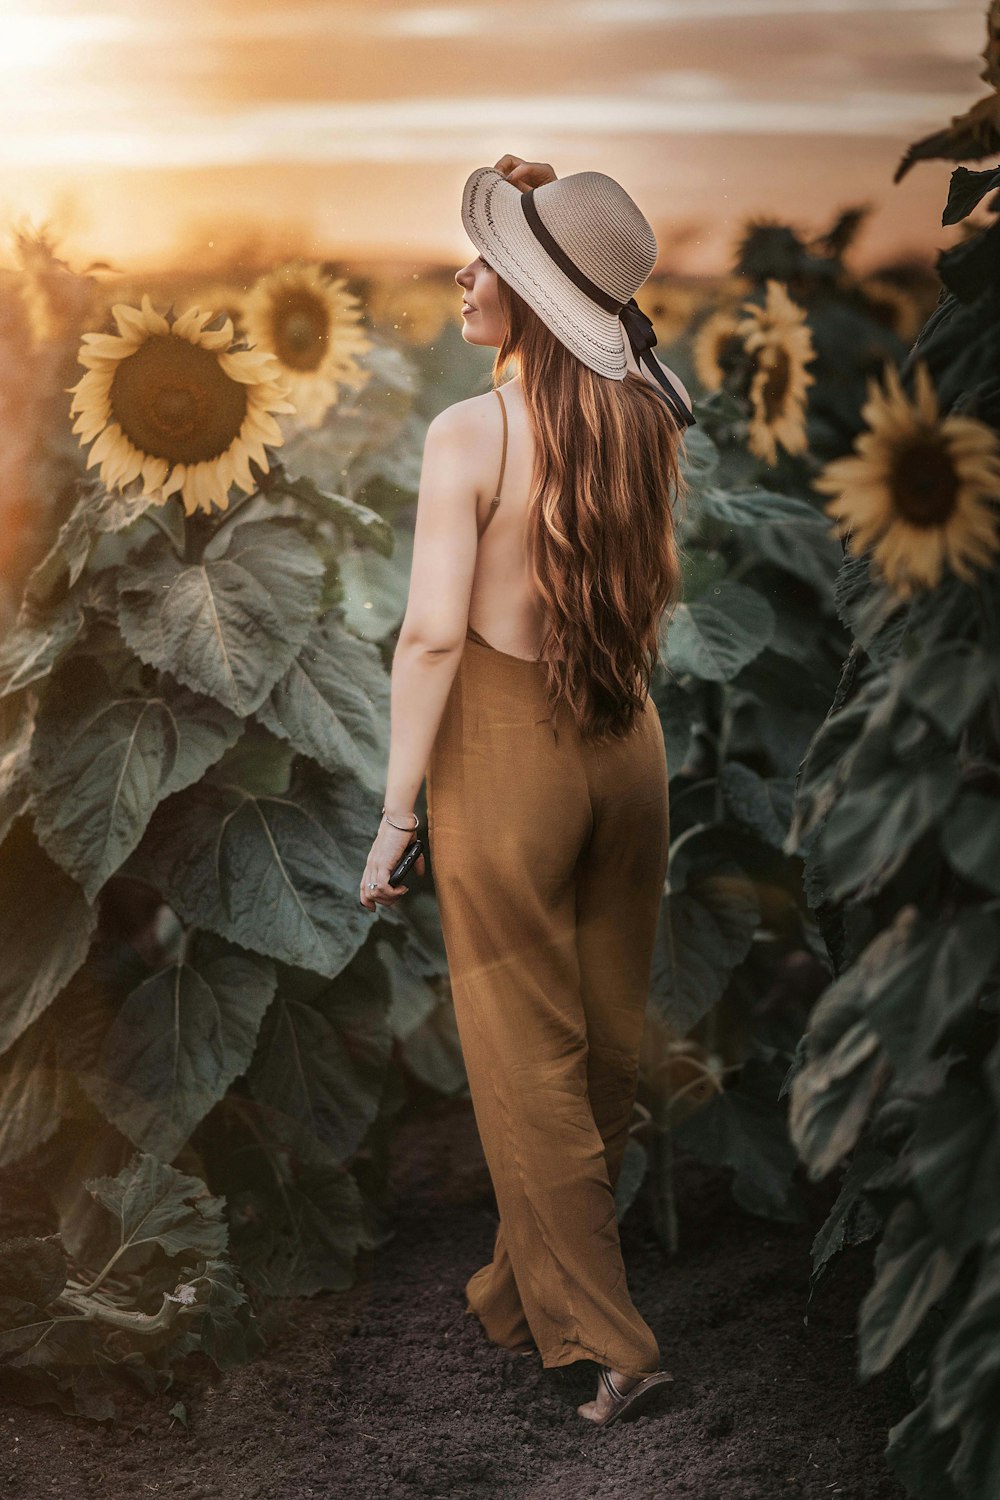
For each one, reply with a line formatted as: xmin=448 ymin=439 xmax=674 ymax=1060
xmin=0 ymin=82 xmax=980 ymax=170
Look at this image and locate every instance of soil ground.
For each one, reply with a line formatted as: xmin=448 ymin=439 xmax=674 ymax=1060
xmin=0 ymin=1094 xmax=911 ymax=1500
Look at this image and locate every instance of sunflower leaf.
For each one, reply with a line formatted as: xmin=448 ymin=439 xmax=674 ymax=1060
xmin=0 ymin=816 xmax=97 ymax=1058
xmin=29 ymin=656 xmax=243 ymax=901
xmin=120 ymin=760 xmax=379 ymax=978
xmin=116 ymin=521 xmax=325 ymax=715
xmin=650 ymin=842 xmax=760 ymax=1033
xmin=0 ymin=1009 xmax=73 ymax=1168
xmin=270 ymin=473 xmax=395 ymax=557
xmin=255 ymin=611 xmax=390 ymax=791
xmin=225 ymin=1154 xmax=367 ymax=1298
xmin=246 ymin=941 xmax=393 ymax=1164
xmin=660 ymin=579 xmax=775 ymax=681
xmin=0 ymin=708 xmax=33 ymax=845
xmin=0 ymin=597 xmax=87 ymax=700
xmin=83 ymin=1151 xmax=229 ymax=1265
xmin=941 ymin=165 xmax=1000 ymax=227
xmin=76 ymin=933 xmax=276 ymax=1161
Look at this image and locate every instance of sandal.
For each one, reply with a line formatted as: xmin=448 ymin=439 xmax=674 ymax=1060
xmin=584 ymin=1366 xmax=676 ymax=1428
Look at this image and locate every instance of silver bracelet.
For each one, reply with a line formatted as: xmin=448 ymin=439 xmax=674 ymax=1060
xmin=382 ymin=808 xmax=419 ymax=832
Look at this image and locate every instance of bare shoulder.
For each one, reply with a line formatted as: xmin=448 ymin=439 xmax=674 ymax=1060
xmin=426 ymin=389 xmax=501 ymax=445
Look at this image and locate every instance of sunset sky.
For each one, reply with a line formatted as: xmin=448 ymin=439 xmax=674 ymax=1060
xmin=0 ymin=0 xmax=993 ymax=277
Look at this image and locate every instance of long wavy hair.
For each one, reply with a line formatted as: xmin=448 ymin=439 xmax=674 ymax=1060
xmin=491 ymin=275 xmax=688 ymax=742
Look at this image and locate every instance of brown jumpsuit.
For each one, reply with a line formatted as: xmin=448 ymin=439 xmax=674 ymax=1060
xmin=424 ymin=386 xmax=670 ymax=1381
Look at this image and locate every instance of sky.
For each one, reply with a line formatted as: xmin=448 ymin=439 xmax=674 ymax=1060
xmin=0 ymin=0 xmax=993 ymax=276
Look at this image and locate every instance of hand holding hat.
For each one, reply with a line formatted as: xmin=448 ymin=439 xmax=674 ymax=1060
xmin=494 ymin=155 xmax=558 ymax=191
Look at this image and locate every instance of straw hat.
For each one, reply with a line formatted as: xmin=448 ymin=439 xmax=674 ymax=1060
xmin=461 ymin=165 xmax=695 ymax=428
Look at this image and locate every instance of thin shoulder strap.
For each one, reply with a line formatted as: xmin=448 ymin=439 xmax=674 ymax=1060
xmin=479 ymin=387 xmax=508 ymax=536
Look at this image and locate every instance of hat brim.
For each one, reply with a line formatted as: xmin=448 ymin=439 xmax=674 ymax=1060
xmin=461 ymin=166 xmax=628 ymax=380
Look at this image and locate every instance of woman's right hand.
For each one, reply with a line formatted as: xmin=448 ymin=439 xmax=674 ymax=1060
xmin=494 ymin=156 xmax=557 ymax=191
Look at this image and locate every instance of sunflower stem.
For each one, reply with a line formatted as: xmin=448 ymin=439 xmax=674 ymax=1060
xmin=211 ymin=487 xmax=264 ymax=538
xmin=183 ymin=513 xmax=215 ymax=565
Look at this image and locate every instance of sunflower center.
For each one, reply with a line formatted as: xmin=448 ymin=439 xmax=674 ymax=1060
xmin=270 ymin=290 xmax=330 ymax=372
xmin=758 ymin=348 xmax=792 ymax=422
xmin=110 ymin=334 xmax=248 ymax=464
xmin=888 ymin=435 xmax=960 ymax=527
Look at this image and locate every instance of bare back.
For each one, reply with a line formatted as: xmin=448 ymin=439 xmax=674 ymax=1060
xmin=466 ymin=353 xmax=692 ymax=662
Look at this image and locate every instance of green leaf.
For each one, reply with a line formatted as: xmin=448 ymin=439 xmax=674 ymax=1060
xmin=121 ymin=761 xmax=379 ymax=978
xmin=246 ymin=943 xmax=392 ymax=1163
xmin=256 ymin=611 xmax=390 ymax=792
xmin=909 ymin=1077 xmax=1000 ymax=1260
xmin=189 ymin=1256 xmax=265 ymax=1369
xmin=677 ymin=424 xmax=720 ymax=502
xmin=867 ymin=910 xmax=1000 ymax=1082
xmin=0 ymin=1235 xmax=68 ymax=1311
xmin=947 ymin=1372 xmax=1000 ymax=1500
xmin=720 ymin=762 xmax=795 ymax=848
xmin=942 ymin=165 xmax=1000 ymax=226
xmin=788 ymin=916 xmax=908 ymax=1175
xmin=397 ymin=997 xmax=467 ymax=1095
xmin=933 ymin=1230 xmax=1000 ymax=1428
xmin=379 ymin=935 xmax=439 ymax=1041
xmin=699 ymin=486 xmax=826 ymax=528
xmin=942 ymin=792 xmax=1000 ymax=894
xmin=337 ymin=529 xmax=413 ymax=642
xmin=833 ymin=551 xmax=909 ymax=669
xmin=678 ymin=549 xmax=728 ymax=602
xmin=613 ymin=1136 xmax=648 ymax=1223
xmin=270 ymin=473 xmax=395 ymax=557
xmin=23 ymin=477 xmax=176 ymax=608
xmin=886 ymin=1395 xmax=962 ymax=1500
xmin=899 ymin=643 xmax=999 ymax=739
xmin=859 ymin=1197 xmax=956 ymax=1376
xmin=674 ymin=1055 xmax=804 ymax=1221
xmin=80 ymin=934 xmax=277 ymax=1161
xmin=116 ymin=520 xmax=325 ymax=715
xmin=0 ymin=597 xmax=86 ymax=699
xmin=230 ymin=1162 xmax=367 ymax=1297
xmin=651 ymin=674 xmax=698 ymax=775
xmin=650 ymin=849 xmax=760 ymax=1033
xmin=809 ymin=1138 xmax=889 ymax=1279
xmin=0 ymin=1014 xmax=72 ymax=1167
xmin=0 ymin=817 xmax=97 ymax=1058
xmin=821 ymin=754 xmax=961 ymax=902
xmin=83 ymin=1152 xmax=229 ymax=1265
xmin=661 ymin=580 xmax=775 ymax=682
xmin=0 ymin=707 xmax=33 ymax=844
xmin=29 ymin=656 xmax=242 ymax=901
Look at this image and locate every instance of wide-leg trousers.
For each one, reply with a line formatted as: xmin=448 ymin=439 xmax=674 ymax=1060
xmin=425 ymin=628 xmax=670 ymax=1381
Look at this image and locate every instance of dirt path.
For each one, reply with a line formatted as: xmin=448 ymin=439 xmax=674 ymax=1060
xmin=2 ymin=1095 xmax=910 ymax=1500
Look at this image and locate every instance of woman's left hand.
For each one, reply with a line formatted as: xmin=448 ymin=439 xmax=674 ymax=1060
xmin=360 ymin=819 xmax=427 ymax=911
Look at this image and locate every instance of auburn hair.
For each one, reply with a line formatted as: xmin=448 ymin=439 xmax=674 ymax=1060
xmin=490 ymin=275 xmax=688 ymax=743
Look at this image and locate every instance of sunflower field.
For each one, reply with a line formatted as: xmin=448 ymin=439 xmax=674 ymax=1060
xmin=1 ymin=8 xmax=1000 ymax=1496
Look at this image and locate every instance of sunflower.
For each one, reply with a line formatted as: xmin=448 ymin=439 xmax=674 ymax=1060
xmin=812 ymin=359 xmax=1000 ymax=598
xmin=691 ymin=307 xmax=746 ymax=390
xmin=366 ymin=271 xmax=453 ymax=346
xmin=737 ymin=279 xmax=815 ymax=465
xmin=241 ymin=261 xmax=371 ymax=428
xmin=67 ymin=293 xmax=296 ymax=517
xmin=635 ymin=277 xmax=699 ymax=348
xmin=178 ymin=281 xmax=247 ymax=336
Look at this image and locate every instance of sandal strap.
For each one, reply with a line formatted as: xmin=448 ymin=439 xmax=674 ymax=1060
xmin=601 ymin=1366 xmax=626 ymax=1402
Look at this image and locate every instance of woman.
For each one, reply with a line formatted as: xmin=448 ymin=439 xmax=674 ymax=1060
xmin=359 ymin=153 xmax=693 ymax=1428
